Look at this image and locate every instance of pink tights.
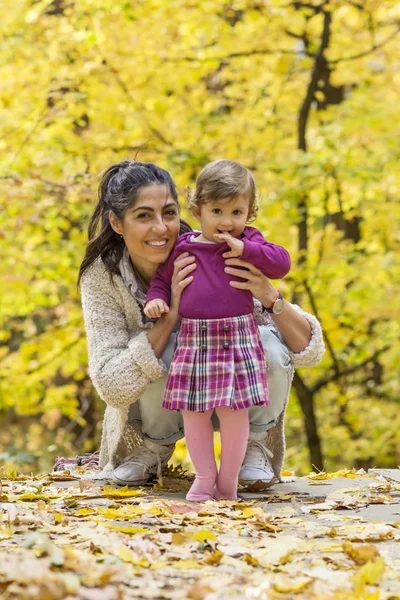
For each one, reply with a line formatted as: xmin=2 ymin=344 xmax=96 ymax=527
xmin=182 ymin=407 xmax=249 ymax=501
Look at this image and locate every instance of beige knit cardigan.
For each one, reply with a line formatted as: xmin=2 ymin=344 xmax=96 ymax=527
xmin=81 ymin=257 xmax=325 ymax=480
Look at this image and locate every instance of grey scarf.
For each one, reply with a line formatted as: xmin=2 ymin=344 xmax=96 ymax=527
xmin=118 ymin=246 xmax=178 ymax=367
xmin=118 ymin=246 xmax=147 ymax=304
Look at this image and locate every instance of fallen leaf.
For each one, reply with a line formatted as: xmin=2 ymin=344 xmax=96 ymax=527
xmin=353 ymin=557 xmax=385 ymax=588
xmin=116 ymin=546 xmax=150 ymax=567
xmin=204 ymin=550 xmax=223 ymax=565
xmin=102 ymin=485 xmax=142 ymax=498
xmin=74 ymin=507 xmax=98 ymax=517
xmin=172 ymin=559 xmax=203 ymax=569
xmin=103 ymin=523 xmax=151 ymax=535
xmin=191 ymin=529 xmax=217 ymax=543
xmin=171 ymin=532 xmax=191 ymax=545
xmin=343 ymin=541 xmax=380 ymax=565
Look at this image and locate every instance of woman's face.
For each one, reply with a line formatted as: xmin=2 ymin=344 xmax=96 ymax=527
xmin=110 ymin=185 xmax=180 ymax=279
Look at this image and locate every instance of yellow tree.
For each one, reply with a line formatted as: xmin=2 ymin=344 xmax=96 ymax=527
xmin=0 ymin=0 xmax=399 ymax=471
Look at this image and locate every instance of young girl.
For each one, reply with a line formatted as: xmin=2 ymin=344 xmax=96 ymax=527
xmin=144 ymin=159 xmax=291 ymax=501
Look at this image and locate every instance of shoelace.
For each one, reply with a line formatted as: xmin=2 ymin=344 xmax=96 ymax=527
xmin=52 ymin=451 xmax=100 ymax=472
xmin=244 ymin=440 xmax=274 ymax=467
xmin=121 ymin=445 xmax=169 ymax=479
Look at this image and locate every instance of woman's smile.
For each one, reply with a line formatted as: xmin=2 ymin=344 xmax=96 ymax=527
xmin=146 ymin=239 xmax=169 ymax=248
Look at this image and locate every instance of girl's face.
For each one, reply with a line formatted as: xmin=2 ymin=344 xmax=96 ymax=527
xmin=109 ymin=185 xmax=180 ymax=280
xmin=192 ymin=196 xmax=250 ymax=242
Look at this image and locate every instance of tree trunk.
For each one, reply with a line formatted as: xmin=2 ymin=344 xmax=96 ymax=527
xmin=292 ymin=373 xmax=323 ymax=470
xmin=292 ymin=7 xmax=332 ymax=470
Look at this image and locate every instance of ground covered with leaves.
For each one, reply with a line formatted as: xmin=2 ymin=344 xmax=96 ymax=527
xmin=0 ymin=466 xmax=399 ymax=600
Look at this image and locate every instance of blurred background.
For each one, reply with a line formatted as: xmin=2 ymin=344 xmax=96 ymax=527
xmin=1 ymin=0 xmax=399 ymax=476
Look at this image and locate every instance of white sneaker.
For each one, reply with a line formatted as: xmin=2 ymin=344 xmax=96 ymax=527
xmin=239 ymin=437 xmax=275 ymax=484
xmin=112 ymin=439 xmax=174 ymax=486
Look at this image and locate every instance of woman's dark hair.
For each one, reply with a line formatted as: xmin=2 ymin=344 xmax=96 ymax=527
xmin=78 ymin=160 xmax=192 ymax=284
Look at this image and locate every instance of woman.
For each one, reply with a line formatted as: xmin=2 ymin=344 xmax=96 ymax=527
xmin=79 ymin=160 xmax=324 ymax=485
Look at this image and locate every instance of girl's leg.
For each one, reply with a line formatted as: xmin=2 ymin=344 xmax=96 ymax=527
xmin=215 ymin=407 xmax=249 ymax=500
xmin=182 ymin=409 xmax=217 ymax=502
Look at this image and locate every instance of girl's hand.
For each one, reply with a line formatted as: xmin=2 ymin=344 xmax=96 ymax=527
xmin=144 ymin=299 xmax=169 ymax=319
xmin=214 ymin=232 xmax=244 ymax=258
xmin=170 ymin=252 xmax=196 ymax=314
xmin=224 ymin=257 xmax=278 ymax=308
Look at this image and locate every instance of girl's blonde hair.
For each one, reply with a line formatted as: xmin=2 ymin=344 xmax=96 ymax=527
xmin=187 ymin=159 xmax=258 ymax=222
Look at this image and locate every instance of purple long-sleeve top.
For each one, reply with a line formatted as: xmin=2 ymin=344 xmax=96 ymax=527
xmin=146 ymin=226 xmax=291 ymax=319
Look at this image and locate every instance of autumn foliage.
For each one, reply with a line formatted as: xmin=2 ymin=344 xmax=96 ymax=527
xmin=0 ymin=0 xmax=399 ymax=473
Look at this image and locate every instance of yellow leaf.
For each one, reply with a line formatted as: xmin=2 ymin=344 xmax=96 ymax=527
xmin=353 ymin=558 xmax=385 ymax=589
xmin=148 ymin=506 xmax=164 ymax=515
xmin=191 ymin=529 xmax=217 ymax=543
xmin=102 ymin=485 xmax=142 ymax=498
xmin=252 ymin=519 xmax=282 ymax=533
xmin=172 ymin=560 xmax=202 ymax=569
xmin=104 ymin=523 xmax=151 ymax=535
xmin=17 ymin=493 xmax=50 ymax=502
xmin=54 ymin=513 xmax=64 ymax=523
xmin=117 ymin=547 xmax=150 ymax=567
xmin=172 ymin=532 xmax=191 ymax=545
xmin=308 ymin=469 xmax=371 ymax=480
xmin=0 ymin=528 xmax=13 ymax=539
xmin=243 ymin=553 xmax=258 ymax=567
xmin=187 ymin=582 xmax=214 ymax=599
xmin=149 ymin=561 xmax=168 ymax=569
xmin=281 ymin=469 xmax=295 ymax=477
xmin=204 ymin=550 xmax=223 ymax=565
xmin=274 ymin=578 xmax=311 ymax=593
xmin=241 ymin=507 xmax=264 ymax=518
xmin=74 ymin=507 xmax=97 ymax=516
xmin=99 ymin=506 xmax=145 ymax=520
xmin=153 ymin=476 xmax=165 ymax=490
xmin=0 ymin=467 xmax=27 ymax=481
xmin=343 ymin=541 xmax=380 ymax=565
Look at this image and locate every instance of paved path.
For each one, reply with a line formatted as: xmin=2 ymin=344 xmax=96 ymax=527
xmin=1 ymin=467 xmax=399 ymax=598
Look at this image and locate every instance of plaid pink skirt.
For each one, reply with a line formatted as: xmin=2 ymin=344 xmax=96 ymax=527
xmin=163 ymin=314 xmax=269 ymax=412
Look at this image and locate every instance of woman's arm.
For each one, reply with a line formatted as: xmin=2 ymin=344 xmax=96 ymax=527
xmin=81 ymin=265 xmax=166 ymax=409
xmin=81 ymin=255 xmax=196 ymax=408
xmin=224 ymin=257 xmax=324 ymax=363
xmin=253 ymin=300 xmax=325 ymax=367
xmin=268 ymin=302 xmax=311 ymax=353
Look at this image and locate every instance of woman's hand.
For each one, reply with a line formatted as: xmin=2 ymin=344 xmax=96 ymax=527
xmin=170 ymin=252 xmax=196 ymax=314
xmin=224 ymin=257 xmax=278 ymax=308
xmin=225 ymin=257 xmax=312 ymax=352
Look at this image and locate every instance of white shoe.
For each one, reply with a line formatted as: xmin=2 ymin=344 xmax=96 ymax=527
xmin=239 ymin=437 xmax=275 ymax=484
xmin=112 ymin=439 xmax=174 ymax=486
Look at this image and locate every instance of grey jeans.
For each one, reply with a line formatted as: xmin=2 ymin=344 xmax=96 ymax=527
xmin=128 ymin=325 xmax=292 ymax=445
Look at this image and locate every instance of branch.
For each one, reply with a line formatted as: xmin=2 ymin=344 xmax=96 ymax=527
xmin=290 ymin=1 xmax=327 ymax=15
xmin=311 ymin=345 xmax=390 ymax=393
xmin=167 ymin=48 xmax=299 ymax=63
xmin=311 ymin=185 xmax=329 ymax=281
xmin=347 ymin=1 xmax=364 ymax=10
xmin=100 ymin=53 xmax=173 ymax=148
xmin=329 ymin=25 xmax=400 ymax=65
xmin=4 ymin=107 xmax=49 ymax=174
xmin=26 ymin=338 xmax=81 ymax=375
